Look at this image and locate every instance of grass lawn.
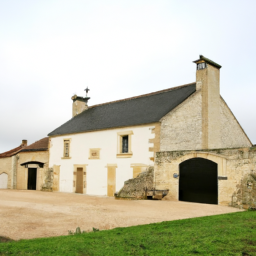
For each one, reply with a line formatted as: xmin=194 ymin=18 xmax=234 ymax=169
xmin=0 ymin=211 xmax=256 ymax=256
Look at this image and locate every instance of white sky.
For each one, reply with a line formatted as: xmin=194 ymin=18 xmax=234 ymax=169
xmin=0 ymin=0 xmax=255 ymax=152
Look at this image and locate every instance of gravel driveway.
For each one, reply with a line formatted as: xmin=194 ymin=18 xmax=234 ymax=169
xmin=0 ymin=190 xmax=242 ymax=240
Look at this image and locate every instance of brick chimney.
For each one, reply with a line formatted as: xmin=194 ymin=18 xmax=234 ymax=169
xmin=22 ymin=140 xmax=27 ymax=146
xmin=71 ymin=87 xmax=90 ymax=117
xmin=193 ymin=55 xmax=222 ymax=149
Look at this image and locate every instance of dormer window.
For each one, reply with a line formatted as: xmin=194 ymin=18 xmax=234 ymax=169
xmin=197 ymin=62 xmax=207 ymax=70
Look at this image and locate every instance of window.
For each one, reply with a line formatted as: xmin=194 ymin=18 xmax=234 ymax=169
xmin=117 ymin=131 xmax=133 ymax=158
xmin=62 ymin=139 xmax=71 ymax=159
xmin=197 ymin=62 xmax=207 ymax=70
xmin=122 ymin=136 xmax=129 ymax=153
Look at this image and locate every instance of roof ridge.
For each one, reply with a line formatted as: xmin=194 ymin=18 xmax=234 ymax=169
xmin=89 ymin=82 xmax=195 ymax=109
xmin=21 ymin=137 xmax=49 ymax=151
xmin=0 ymin=145 xmax=23 ymax=158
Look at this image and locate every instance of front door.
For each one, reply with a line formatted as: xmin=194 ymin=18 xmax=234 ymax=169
xmin=76 ymin=168 xmax=83 ymax=193
xmin=27 ymin=168 xmax=37 ymax=190
xmin=179 ymin=158 xmax=218 ymax=204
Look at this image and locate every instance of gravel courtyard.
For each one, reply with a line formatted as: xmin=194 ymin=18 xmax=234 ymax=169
xmin=0 ymin=190 xmax=242 ymax=240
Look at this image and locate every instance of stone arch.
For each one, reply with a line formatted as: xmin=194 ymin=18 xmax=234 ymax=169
xmin=178 ymin=152 xmax=227 ymax=177
xmin=179 ymin=157 xmax=218 ymax=204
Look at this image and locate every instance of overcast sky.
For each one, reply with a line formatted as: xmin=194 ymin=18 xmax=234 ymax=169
xmin=0 ymin=0 xmax=255 ymax=153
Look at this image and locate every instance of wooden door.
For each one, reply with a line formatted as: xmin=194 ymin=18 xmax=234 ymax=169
xmin=107 ymin=167 xmax=116 ymax=196
xmin=76 ymin=168 xmax=83 ymax=193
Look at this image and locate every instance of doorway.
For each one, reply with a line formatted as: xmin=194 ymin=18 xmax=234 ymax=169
xmin=27 ymin=168 xmax=37 ymax=190
xmin=179 ymin=158 xmax=218 ymax=204
xmin=76 ymin=168 xmax=83 ymax=193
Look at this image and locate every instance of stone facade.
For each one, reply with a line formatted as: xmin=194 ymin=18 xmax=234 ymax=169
xmin=231 ymin=169 xmax=256 ymax=209
xmin=220 ymin=99 xmax=251 ymax=148
xmin=160 ymin=95 xmax=251 ymax=152
xmin=160 ymin=56 xmax=251 ymax=152
xmin=160 ymin=91 xmax=202 ymax=151
xmin=0 ymin=157 xmax=14 ymax=189
xmin=41 ymin=168 xmax=54 ymax=192
xmin=154 ymin=147 xmax=256 ymax=208
xmin=16 ymin=151 xmax=49 ymax=190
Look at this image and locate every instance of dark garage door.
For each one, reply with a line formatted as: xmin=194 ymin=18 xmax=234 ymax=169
xmin=179 ymin=158 xmax=218 ymax=204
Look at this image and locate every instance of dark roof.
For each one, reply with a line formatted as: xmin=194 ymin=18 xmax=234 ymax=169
xmin=193 ymin=55 xmax=222 ymax=69
xmin=0 ymin=145 xmax=24 ymax=158
xmin=20 ymin=137 xmax=49 ymax=152
xmin=48 ymin=83 xmax=196 ymax=137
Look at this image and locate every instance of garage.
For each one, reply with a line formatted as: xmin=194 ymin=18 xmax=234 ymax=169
xmin=0 ymin=173 xmax=8 ymax=189
xmin=179 ymin=158 xmax=218 ymax=204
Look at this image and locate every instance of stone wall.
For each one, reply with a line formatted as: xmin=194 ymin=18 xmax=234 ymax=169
xmin=16 ymin=151 xmax=49 ymax=190
xmin=154 ymin=147 xmax=256 ymax=208
xmin=160 ymin=91 xmax=202 ymax=151
xmin=41 ymin=168 xmax=54 ymax=192
xmin=220 ymin=98 xmax=252 ymax=148
xmin=0 ymin=157 xmax=13 ymax=189
xmin=160 ymin=90 xmax=251 ymax=152
xmin=115 ymin=166 xmax=154 ymax=199
xmin=231 ymin=170 xmax=256 ymax=209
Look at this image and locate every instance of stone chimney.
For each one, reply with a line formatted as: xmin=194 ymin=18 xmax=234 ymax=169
xmin=193 ymin=55 xmax=222 ymax=149
xmin=71 ymin=87 xmax=90 ymax=117
xmin=22 ymin=140 xmax=27 ymax=146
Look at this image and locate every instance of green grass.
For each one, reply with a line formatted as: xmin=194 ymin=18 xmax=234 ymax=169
xmin=0 ymin=211 xmax=256 ymax=256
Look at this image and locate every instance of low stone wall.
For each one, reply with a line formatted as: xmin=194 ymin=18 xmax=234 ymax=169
xmin=115 ymin=166 xmax=154 ymax=199
xmin=154 ymin=147 xmax=256 ymax=208
xmin=231 ymin=170 xmax=256 ymax=209
xmin=41 ymin=168 xmax=54 ymax=192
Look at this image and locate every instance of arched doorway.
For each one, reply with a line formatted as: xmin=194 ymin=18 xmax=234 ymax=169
xmin=0 ymin=173 xmax=8 ymax=189
xmin=179 ymin=158 xmax=218 ymax=204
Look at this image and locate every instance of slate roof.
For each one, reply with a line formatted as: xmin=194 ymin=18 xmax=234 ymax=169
xmin=48 ymin=83 xmax=196 ymax=137
xmin=0 ymin=145 xmax=24 ymax=158
xmin=20 ymin=137 xmax=49 ymax=152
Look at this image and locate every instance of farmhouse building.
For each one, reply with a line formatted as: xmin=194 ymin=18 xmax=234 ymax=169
xmin=48 ymin=55 xmax=255 ymax=207
xmin=0 ymin=140 xmax=27 ymax=189
xmin=0 ymin=138 xmax=49 ymax=191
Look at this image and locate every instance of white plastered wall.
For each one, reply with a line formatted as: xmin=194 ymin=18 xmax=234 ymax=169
xmin=49 ymin=124 xmax=156 ymax=195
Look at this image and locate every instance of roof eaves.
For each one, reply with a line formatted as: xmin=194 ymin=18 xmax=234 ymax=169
xmin=19 ymin=148 xmax=48 ymax=153
xmin=48 ymin=121 xmax=161 ymax=137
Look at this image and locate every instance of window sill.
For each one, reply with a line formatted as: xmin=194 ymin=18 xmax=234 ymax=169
xmin=116 ymin=153 xmax=133 ymax=158
xmin=61 ymin=157 xmax=71 ymax=159
xmin=88 ymin=157 xmax=100 ymax=160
